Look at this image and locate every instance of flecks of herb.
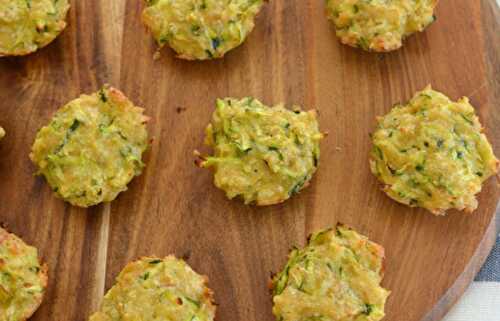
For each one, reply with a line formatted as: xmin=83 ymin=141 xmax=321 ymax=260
xmin=436 ymin=139 xmax=444 ymax=148
xmin=118 ymin=131 xmax=128 ymax=141
xmin=98 ymin=89 xmax=107 ymax=102
xmin=211 ymin=37 xmax=221 ymax=50
xmin=149 ymin=259 xmax=162 ymax=265
xmin=363 ymin=304 xmax=374 ymax=315
xmin=289 ymin=177 xmax=307 ymax=196
xmin=357 ymin=37 xmax=369 ymax=50
xmin=191 ymin=25 xmax=201 ymax=34
xmin=185 ymin=297 xmax=201 ymax=308
xmin=476 ymin=172 xmax=483 ymax=177
xmin=29 ymin=266 xmax=40 ymax=273
xmin=460 ymin=114 xmax=473 ymax=125
xmin=69 ymin=119 xmax=80 ymax=132
xmin=424 ymin=141 xmax=429 ymax=147
xmin=456 ymin=151 xmax=463 ymax=159
xmin=269 ymin=146 xmax=284 ymax=160
xmin=416 ymin=164 xmax=424 ymax=172
xmin=140 ymin=272 xmax=150 ymax=280
xmin=159 ymin=35 xmax=168 ymax=45
xmin=297 ymin=279 xmax=306 ymax=292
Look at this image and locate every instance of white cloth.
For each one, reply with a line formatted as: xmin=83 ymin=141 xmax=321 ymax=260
xmin=442 ymin=282 xmax=500 ymax=321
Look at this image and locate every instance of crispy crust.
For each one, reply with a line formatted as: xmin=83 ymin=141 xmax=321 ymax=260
xmin=137 ymin=255 xmax=217 ymax=309
xmin=90 ymin=256 xmax=216 ymax=321
xmin=271 ymin=224 xmax=389 ymax=321
xmin=0 ymin=20 xmax=67 ymax=57
xmin=370 ymin=86 xmax=499 ymax=214
xmin=0 ymin=1 xmax=70 ymax=57
xmin=0 ymin=228 xmax=48 ymax=321
xmin=197 ymin=97 xmax=323 ymax=206
xmin=326 ymin=0 xmax=439 ymax=52
xmin=336 ymin=222 xmax=386 ymax=277
xmin=30 ymin=85 xmax=149 ymax=207
xmin=141 ymin=0 xmax=268 ymax=61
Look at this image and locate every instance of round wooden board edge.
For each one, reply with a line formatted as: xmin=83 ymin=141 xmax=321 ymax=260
xmin=422 ymin=213 xmax=497 ymax=321
xmin=422 ymin=1 xmax=500 ymax=320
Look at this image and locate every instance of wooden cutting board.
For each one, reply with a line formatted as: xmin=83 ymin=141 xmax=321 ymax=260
xmin=0 ymin=1 xmax=498 ymax=320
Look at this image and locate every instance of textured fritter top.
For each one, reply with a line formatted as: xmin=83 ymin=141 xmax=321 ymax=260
xmin=198 ymin=97 xmax=323 ymax=206
xmin=142 ymin=0 xmax=265 ymax=60
xmin=272 ymin=225 xmax=390 ymax=321
xmin=30 ymin=86 xmax=149 ymax=208
xmin=0 ymin=227 xmax=48 ymax=321
xmin=89 ymin=256 xmax=216 ymax=321
xmin=370 ymin=86 xmax=499 ymax=215
xmin=326 ymin=0 xmax=437 ymax=52
xmin=0 ymin=0 xmax=70 ymax=56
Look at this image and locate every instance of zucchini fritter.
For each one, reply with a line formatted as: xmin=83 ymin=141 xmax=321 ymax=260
xmin=272 ymin=225 xmax=390 ymax=321
xmin=30 ymin=86 xmax=149 ymax=208
xmin=0 ymin=0 xmax=70 ymax=56
xmin=89 ymin=256 xmax=216 ymax=321
xmin=370 ymin=86 xmax=499 ymax=215
xmin=0 ymin=228 xmax=48 ymax=321
xmin=142 ymin=0 xmax=265 ymax=60
xmin=325 ymin=0 xmax=438 ymax=52
xmin=197 ymin=97 xmax=323 ymax=206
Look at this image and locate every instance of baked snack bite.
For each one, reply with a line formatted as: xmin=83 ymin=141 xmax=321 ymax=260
xmin=30 ymin=86 xmax=149 ymax=208
xmin=0 ymin=126 xmax=4 ymax=140
xmin=0 ymin=0 xmax=70 ymax=56
xmin=0 ymin=227 xmax=48 ymax=321
xmin=196 ymin=97 xmax=323 ymax=206
xmin=325 ymin=0 xmax=438 ymax=52
xmin=89 ymin=256 xmax=216 ymax=321
xmin=142 ymin=0 xmax=265 ymax=60
xmin=271 ymin=224 xmax=390 ymax=321
xmin=370 ymin=86 xmax=499 ymax=215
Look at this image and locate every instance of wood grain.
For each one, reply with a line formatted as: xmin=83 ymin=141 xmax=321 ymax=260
xmin=0 ymin=1 xmax=498 ymax=321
